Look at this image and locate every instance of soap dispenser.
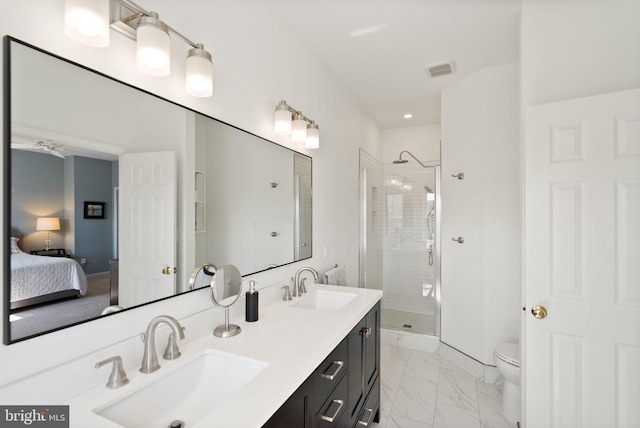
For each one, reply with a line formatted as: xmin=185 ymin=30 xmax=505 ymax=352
xmin=245 ymin=280 xmax=259 ymax=322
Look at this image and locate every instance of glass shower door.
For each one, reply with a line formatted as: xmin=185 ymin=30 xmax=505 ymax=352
xmin=382 ymin=163 xmax=439 ymax=336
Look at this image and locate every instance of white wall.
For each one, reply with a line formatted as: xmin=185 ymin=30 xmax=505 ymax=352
xmin=441 ymin=64 xmax=520 ymax=365
xmin=382 ymin=124 xmax=441 ymax=165
xmin=0 ymin=0 xmax=381 ymax=387
xmin=521 ymin=0 xmax=640 ymax=109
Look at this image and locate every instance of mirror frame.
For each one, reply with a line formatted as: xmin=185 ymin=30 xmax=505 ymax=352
xmin=3 ymin=36 xmax=312 ymax=344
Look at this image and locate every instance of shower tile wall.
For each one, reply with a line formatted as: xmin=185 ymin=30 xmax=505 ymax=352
xmin=383 ymin=163 xmax=437 ymax=317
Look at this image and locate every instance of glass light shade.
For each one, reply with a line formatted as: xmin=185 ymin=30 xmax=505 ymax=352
xmin=186 ymin=46 xmax=213 ymax=97
xmin=291 ymin=114 xmax=307 ymax=143
xmin=136 ymin=14 xmax=170 ymax=76
xmin=64 ymin=0 xmax=110 ymax=47
xmin=274 ymin=104 xmax=292 ymax=135
xmin=305 ymin=122 xmax=320 ymax=149
xmin=36 ymin=217 xmax=61 ymax=231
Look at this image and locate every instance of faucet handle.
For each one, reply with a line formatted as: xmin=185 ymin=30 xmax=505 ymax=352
xmin=95 ymin=356 xmax=129 ymax=389
xmin=281 ymin=285 xmax=292 ymax=301
xmin=163 ymin=327 xmax=186 ymax=360
xmin=299 ymin=277 xmax=308 ymax=294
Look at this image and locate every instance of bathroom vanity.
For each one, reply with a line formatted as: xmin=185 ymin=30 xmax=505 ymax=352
xmin=264 ymin=301 xmax=380 ymax=427
xmin=59 ymin=284 xmax=382 ymax=428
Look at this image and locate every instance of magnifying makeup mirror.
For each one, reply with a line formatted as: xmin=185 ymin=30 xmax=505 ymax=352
xmin=209 ymin=265 xmax=243 ymax=338
xmin=188 ymin=263 xmax=217 ymax=290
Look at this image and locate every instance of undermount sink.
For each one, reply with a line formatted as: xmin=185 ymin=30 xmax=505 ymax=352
xmin=292 ymin=289 xmax=357 ymax=311
xmin=93 ymin=349 xmax=268 ymax=428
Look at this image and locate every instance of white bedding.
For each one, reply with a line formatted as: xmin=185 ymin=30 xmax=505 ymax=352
xmin=10 ymin=253 xmax=88 ymax=302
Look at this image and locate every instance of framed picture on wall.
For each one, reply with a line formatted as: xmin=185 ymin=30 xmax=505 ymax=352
xmin=84 ymin=201 xmax=105 ymax=219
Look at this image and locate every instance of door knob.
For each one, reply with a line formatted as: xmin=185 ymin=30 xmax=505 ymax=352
xmin=531 ymin=305 xmax=548 ymax=319
xmin=162 ymin=267 xmax=176 ymax=275
xmin=452 ymin=236 xmax=464 ymax=244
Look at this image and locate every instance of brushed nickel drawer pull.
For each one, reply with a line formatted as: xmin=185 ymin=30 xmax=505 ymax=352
xmin=357 ymin=408 xmax=374 ymax=426
xmin=320 ymin=399 xmax=344 ymax=423
xmin=360 ymin=327 xmax=371 ymax=338
xmin=320 ymin=360 xmax=344 ymax=381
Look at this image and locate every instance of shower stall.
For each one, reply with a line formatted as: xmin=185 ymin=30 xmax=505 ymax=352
xmin=359 ymin=150 xmax=441 ymax=337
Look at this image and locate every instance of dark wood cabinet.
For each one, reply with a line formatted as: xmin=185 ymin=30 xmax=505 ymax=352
xmin=263 ymin=376 xmax=314 ymax=428
xmin=263 ymin=301 xmax=380 ymax=428
xmin=347 ymin=301 xmax=380 ymax=427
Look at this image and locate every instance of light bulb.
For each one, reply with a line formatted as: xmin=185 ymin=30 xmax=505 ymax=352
xmin=136 ymin=13 xmax=170 ymax=76
xmin=305 ymin=122 xmax=319 ymax=149
xmin=186 ymin=45 xmax=213 ymax=97
xmin=64 ymin=0 xmax=110 ymax=47
xmin=274 ymin=102 xmax=292 ymax=135
xmin=291 ymin=113 xmax=307 ymax=143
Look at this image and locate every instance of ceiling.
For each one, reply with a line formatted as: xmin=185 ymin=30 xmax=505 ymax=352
xmin=267 ymin=0 xmax=521 ymax=129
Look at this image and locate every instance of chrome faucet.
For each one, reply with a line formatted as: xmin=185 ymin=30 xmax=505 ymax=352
xmin=140 ymin=315 xmax=185 ymax=374
xmin=293 ymin=267 xmax=319 ymax=298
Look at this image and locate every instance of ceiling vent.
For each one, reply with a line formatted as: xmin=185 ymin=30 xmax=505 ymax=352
xmin=426 ymin=61 xmax=456 ymax=78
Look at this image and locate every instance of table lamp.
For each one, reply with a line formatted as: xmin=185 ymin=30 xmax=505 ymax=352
xmin=36 ymin=217 xmax=61 ymax=251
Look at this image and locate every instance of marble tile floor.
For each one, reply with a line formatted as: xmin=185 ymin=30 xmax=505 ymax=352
xmin=372 ymin=343 xmax=517 ymax=428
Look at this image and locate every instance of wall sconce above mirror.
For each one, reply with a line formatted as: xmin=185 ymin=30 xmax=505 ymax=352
xmin=64 ymin=0 xmax=213 ymax=97
xmin=274 ymin=100 xmax=320 ymax=149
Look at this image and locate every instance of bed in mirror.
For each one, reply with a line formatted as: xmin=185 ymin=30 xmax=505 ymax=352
xmin=3 ymin=37 xmax=312 ymax=344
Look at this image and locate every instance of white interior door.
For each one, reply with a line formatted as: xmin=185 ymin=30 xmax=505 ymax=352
xmin=119 ymin=151 xmax=177 ymax=308
xmin=524 ymin=89 xmax=640 ymax=427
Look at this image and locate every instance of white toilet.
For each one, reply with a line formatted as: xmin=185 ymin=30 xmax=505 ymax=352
xmin=494 ymin=342 xmax=521 ymax=423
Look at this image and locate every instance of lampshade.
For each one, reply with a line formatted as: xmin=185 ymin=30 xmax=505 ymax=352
xmin=136 ymin=12 xmax=171 ymax=76
xmin=64 ymin=0 xmax=110 ymax=47
xmin=36 ymin=217 xmax=61 ymax=231
xmin=274 ymin=101 xmax=292 ymax=135
xmin=291 ymin=113 xmax=308 ymax=143
xmin=186 ymin=44 xmax=213 ymax=97
xmin=305 ymin=122 xmax=320 ymax=149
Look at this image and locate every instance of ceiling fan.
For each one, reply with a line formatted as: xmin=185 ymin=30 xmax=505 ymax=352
xmin=11 ymin=140 xmax=66 ymax=159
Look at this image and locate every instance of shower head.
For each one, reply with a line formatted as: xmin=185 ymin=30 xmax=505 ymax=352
xmin=393 ymin=150 xmax=428 ymax=168
xmin=424 ymin=186 xmax=434 ymax=193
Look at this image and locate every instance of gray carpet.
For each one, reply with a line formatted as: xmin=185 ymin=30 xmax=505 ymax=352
xmin=10 ymin=274 xmax=111 ymax=340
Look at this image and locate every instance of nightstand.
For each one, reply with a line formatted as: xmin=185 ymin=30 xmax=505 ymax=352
xmin=29 ymin=248 xmax=71 ymax=258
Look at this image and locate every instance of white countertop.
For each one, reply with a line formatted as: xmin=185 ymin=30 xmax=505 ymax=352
xmin=67 ymin=284 xmax=382 ymax=428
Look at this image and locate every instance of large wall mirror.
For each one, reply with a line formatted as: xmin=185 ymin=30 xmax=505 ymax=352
xmin=3 ymin=37 xmax=312 ymax=344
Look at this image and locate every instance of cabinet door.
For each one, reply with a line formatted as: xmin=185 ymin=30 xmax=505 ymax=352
xmin=364 ymin=302 xmax=380 ymax=394
xmin=347 ymin=316 xmax=366 ymax=425
xmin=347 ymin=302 xmax=381 ymax=427
xmin=263 ymin=377 xmax=313 ymax=428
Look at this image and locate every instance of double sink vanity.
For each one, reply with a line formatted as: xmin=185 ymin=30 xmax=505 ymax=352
xmin=66 ymin=284 xmax=382 ymax=428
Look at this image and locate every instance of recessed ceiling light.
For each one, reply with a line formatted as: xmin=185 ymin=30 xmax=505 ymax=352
xmin=403 ymin=113 xmax=413 ymax=119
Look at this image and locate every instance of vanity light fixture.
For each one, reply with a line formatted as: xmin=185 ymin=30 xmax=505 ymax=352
xmin=63 ymin=0 xmax=213 ymax=97
xmin=273 ymin=100 xmax=320 ymax=149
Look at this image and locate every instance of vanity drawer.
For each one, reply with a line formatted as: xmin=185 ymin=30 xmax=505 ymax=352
xmin=314 ymin=337 xmax=348 ymax=410
xmin=316 ymin=374 xmax=348 ymax=428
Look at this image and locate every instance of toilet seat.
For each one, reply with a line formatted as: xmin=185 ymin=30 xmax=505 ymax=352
xmin=495 ymin=343 xmax=520 ymax=367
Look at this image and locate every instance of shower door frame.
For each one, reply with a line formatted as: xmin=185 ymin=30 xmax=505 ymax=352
xmin=359 ymin=152 xmax=442 ymax=337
